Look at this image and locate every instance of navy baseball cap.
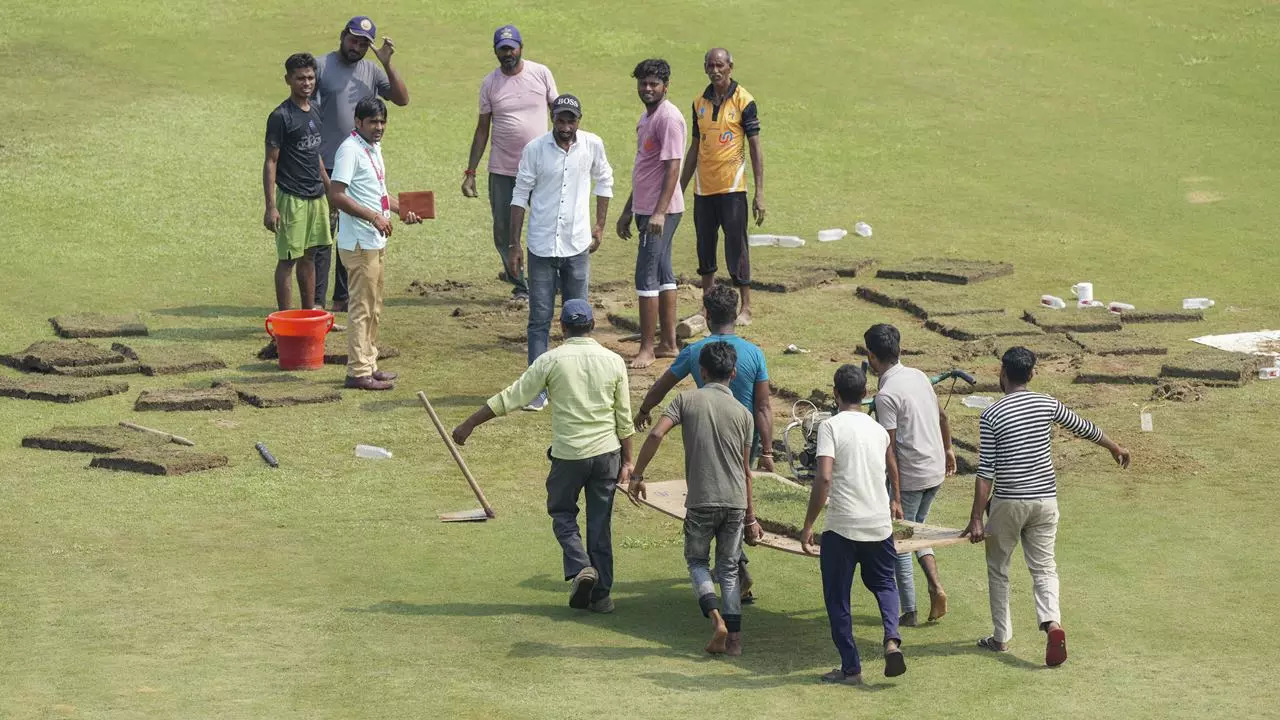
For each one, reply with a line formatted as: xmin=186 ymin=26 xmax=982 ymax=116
xmin=493 ymin=24 xmax=522 ymax=49
xmin=345 ymin=16 xmax=376 ymax=40
xmin=560 ymin=299 xmax=593 ymax=324
xmin=551 ymin=94 xmax=582 ymax=118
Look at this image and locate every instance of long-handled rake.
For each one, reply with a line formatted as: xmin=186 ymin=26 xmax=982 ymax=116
xmin=417 ymin=391 xmax=496 ymax=522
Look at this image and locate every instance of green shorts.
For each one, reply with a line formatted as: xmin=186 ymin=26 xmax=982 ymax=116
xmin=275 ymin=190 xmax=332 ymax=260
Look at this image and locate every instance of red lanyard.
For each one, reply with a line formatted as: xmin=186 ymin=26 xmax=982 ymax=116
xmin=352 ymin=131 xmax=390 ymax=214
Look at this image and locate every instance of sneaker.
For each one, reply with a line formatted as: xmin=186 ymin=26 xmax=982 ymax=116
xmin=588 ymin=596 xmax=614 ymax=614
xmin=568 ymin=567 xmax=598 ymax=609
xmin=884 ymin=648 xmax=907 ymax=677
xmin=523 ymin=391 xmax=548 ymax=412
xmin=820 ymin=668 xmax=863 ymax=686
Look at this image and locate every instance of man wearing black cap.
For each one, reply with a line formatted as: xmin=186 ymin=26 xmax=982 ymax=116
xmin=311 ymin=15 xmax=411 ymax=314
xmin=509 ymin=93 xmax=614 ymax=411
xmin=453 ymin=299 xmax=634 ymax=614
xmin=462 ymin=24 xmax=559 ymax=302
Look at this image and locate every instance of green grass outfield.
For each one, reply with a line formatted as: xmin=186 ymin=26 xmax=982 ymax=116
xmin=2 ymin=1 xmax=1279 ymax=717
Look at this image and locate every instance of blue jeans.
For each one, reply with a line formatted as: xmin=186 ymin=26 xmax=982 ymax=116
xmin=527 ymin=250 xmax=590 ymax=365
xmin=895 ymin=484 xmax=941 ymax=614
xmin=821 ymin=532 xmax=900 ymax=675
xmin=684 ymin=507 xmax=745 ymax=632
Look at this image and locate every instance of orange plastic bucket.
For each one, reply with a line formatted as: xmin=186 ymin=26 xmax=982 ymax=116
xmin=265 ymin=309 xmax=334 ymax=371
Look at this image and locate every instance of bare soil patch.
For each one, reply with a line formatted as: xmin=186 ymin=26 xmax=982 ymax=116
xmin=992 ymin=335 xmax=1085 ymax=361
xmin=1150 ymin=381 xmax=1204 ymax=402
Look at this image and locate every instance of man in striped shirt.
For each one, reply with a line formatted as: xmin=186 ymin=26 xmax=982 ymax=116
xmin=962 ymin=347 xmax=1130 ymax=667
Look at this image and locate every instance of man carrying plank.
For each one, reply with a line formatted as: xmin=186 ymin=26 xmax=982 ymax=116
xmin=628 ymin=341 xmax=763 ymax=655
xmin=963 ymin=347 xmax=1130 ymax=667
xmin=452 ymin=300 xmax=633 ymax=614
xmin=799 ymin=364 xmax=905 ymax=685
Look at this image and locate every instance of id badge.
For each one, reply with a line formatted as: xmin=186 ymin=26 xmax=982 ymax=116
xmin=380 ymin=195 xmax=390 ymax=212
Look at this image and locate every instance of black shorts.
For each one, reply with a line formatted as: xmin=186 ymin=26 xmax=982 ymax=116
xmin=694 ymin=192 xmax=750 ymax=286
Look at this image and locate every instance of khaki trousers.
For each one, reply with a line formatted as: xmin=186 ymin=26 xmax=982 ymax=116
xmin=338 ymin=247 xmax=385 ymax=378
xmin=985 ymin=497 xmax=1060 ymax=644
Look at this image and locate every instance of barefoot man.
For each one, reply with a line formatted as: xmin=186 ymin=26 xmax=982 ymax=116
xmin=681 ymin=48 xmax=765 ymax=325
xmin=963 ymin=347 xmax=1131 ymax=667
xmin=628 ymin=341 xmax=763 ymax=655
xmin=616 ymin=58 xmax=685 ymax=368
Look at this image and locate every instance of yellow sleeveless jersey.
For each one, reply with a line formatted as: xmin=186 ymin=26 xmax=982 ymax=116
xmin=691 ymin=81 xmax=760 ymax=196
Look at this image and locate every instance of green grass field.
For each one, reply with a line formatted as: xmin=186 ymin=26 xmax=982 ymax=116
xmin=3 ymin=1 xmax=1280 ymax=717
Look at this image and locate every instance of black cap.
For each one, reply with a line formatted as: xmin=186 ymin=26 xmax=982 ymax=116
xmin=551 ymin=94 xmax=582 ymax=118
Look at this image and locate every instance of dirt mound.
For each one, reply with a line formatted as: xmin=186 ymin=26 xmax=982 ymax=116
xmin=1150 ymin=381 xmax=1204 ymax=402
xmin=407 ymin=279 xmax=473 ymax=294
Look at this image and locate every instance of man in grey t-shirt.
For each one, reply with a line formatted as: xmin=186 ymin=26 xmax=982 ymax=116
xmin=310 ymin=15 xmax=411 ymax=312
xmin=629 ymin=341 xmax=762 ymax=656
xmin=865 ymin=323 xmax=956 ymax=627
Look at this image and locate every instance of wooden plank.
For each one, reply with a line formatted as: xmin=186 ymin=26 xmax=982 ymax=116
xmin=637 ymin=479 xmax=973 ymax=556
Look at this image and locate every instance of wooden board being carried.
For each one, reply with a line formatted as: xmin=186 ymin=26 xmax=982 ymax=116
xmin=637 ymin=478 xmax=973 ymax=556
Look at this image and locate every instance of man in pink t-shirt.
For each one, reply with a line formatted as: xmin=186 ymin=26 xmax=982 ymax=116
xmin=462 ymin=24 xmax=559 ymax=301
xmin=616 ymin=58 xmax=687 ymax=369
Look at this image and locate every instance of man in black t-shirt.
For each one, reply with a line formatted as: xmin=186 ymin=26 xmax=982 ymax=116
xmin=263 ymin=53 xmax=332 ymax=310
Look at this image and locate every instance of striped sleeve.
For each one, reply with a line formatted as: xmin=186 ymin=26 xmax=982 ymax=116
xmin=977 ymin=413 xmax=997 ymax=480
xmin=1052 ymin=400 xmax=1103 ymax=442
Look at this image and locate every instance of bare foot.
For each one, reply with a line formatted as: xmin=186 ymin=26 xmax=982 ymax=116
xmin=735 ymin=309 xmax=753 ymax=326
xmin=725 ymin=632 xmax=742 ymax=656
xmin=928 ymin=588 xmax=948 ymax=622
xmin=655 ymin=344 xmax=679 ymax=358
xmin=706 ymin=616 xmax=729 ymax=654
xmin=630 ymin=348 xmax=657 ymax=369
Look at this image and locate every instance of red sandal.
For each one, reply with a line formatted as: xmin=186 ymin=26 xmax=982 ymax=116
xmin=1046 ymin=627 xmax=1068 ymax=667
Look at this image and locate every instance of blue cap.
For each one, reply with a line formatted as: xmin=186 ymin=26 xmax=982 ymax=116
xmin=493 ymin=24 xmax=522 ymax=49
xmin=345 ymin=16 xmax=376 ymax=41
xmin=560 ymin=299 xmax=593 ymax=324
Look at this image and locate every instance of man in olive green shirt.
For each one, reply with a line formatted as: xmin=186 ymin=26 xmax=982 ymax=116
xmin=453 ymin=299 xmax=634 ymax=613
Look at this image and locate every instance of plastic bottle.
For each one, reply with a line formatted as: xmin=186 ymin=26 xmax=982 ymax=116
xmin=1260 ymin=367 xmax=1280 ymax=380
xmin=1077 ymin=300 xmax=1104 ymax=309
xmin=1040 ymin=295 xmax=1067 ymax=310
xmin=1108 ymin=302 xmax=1135 ymax=314
xmin=355 ymin=444 xmax=393 ymax=459
xmin=1182 ymin=298 xmax=1215 ymax=310
xmin=1140 ymin=411 xmax=1154 ymax=432
xmin=747 ymin=234 xmax=776 ymax=247
xmin=961 ymin=395 xmax=995 ymax=409
xmin=853 ymin=222 xmax=873 ymax=238
xmin=817 ymin=228 xmax=848 ymax=242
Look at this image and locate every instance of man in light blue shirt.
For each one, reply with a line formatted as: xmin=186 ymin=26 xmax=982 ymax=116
xmin=328 ymin=97 xmax=421 ymax=390
xmin=508 ymin=94 xmax=613 ymax=411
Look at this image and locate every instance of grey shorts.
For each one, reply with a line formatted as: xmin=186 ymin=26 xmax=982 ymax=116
xmin=634 ymin=212 xmax=681 ymax=297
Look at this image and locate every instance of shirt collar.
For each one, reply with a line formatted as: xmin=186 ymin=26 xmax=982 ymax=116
xmin=704 ymin=382 xmax=734 ymax=395
xmin=546 ymin=132 xmax=578 ymax=153
xmin=702 ymin=80 xmax=739 ymax=103
xmin=563 ymin=336 xmax=598 ymax=346
xmin=881 ymin=362 xmax=904 ymax=380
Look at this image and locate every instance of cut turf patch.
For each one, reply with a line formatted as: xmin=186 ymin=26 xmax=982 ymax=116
xmin=1073 ymin=357 xmax=1163 ymax=385
xmin=875 ymin=258 xmax=1013 ymax=285
xmin=213 ymin=377 xmax=341 ymax=408
xmin=924 ymin=313 xmax=1043 ymax=342
xmin=111 ymin=343 xmax=226 ymax=375
xmin=22 ymin=425 xmax=169 ymax=453
xmin=1120 ymin=309 xmax=1205 ymax=324
xmin=135 ymin=386 xmax=238 ymax=412
xmin=46 ymin=361 xmax=143 ymax=377
xmin=89 ymin=446 xmax=228 ymax=476
xmin=0 ymin=374 xmax=130 ymax=403
xmin=750 ymin=267 xmax=838 ymax=293
xmin=854 ymin=284 xmax=1003 ymax=320
xmin=992 ymin=334 xmax=1085 ymax=361
xmin=1023 ymin=310 xmax=1121 ymax=333
xmin=607 ymin=312 xmax=641 ymax=334
xmin=49 ymin=313 xmax=148 ymax=338
xmin=1 ymin=340 xmax=127 ymax=372
xmin=831 ymin=258 xmax=878 ymax=278
xmin=1159 ymin=349 xmax=1266 ymax=386
xmin=1067 ymin=332 xmax=1168 ymax=356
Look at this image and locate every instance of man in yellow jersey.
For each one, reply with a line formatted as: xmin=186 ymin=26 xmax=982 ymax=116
xmin=680 ymin=48 xmax=765 ymax=325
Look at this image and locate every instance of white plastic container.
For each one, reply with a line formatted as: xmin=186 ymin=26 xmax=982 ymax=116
xmin=1183 ymin=298 xmax=1215 ymax=310
xmin=355 ymin=444 xmax=393 ymax=459
xmin=1077 ymin=300 xmax=1104 ymax=309
xmin=1108 ymin=302 xmax=1135 ymax=314
xmin=961 ymin=395 xmax=995 ymax=409
xmin=747 ymin=234 xmax=775 ymax=247
xmin=1140 ymin=411 xmax=1154 ymax=432
xmin=853 ymin=222 xmax=873 ymax=238
xmin=817 ymin=228 xmax=848 ymax=242
xmin=1040 ymin=295 xmax=1067 ymax=310
xmin=774 ymin=235 xmax=806 ymax=248
xmin=1260 ymin=367 xmax=1280 ymax=380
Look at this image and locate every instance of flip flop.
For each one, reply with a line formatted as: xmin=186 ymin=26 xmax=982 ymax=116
xmin=1046 ymin=627 xmax=1068 ymax=667
xmin=884 ymin=649 xmax=907 ymax=678
xmin=977 ymin=636 xmax=1009 ymax=653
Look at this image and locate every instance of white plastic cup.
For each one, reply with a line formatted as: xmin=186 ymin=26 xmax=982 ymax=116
xmin=355 ymin=444 xmax=393 ymax=459
xmin=1041 ymin=295 xmax=1067 ymax=310
xmin=1108 ymin=302 xmax=1135 ymax=314
xmin=853 ymin=222 xmax=873 ymax=238
xmin=1071 ymin=282 xmax=1094 ymax=303
xmin=1183 ymin=298 xmax=1215 ymax=310
xmin=817 ymin=228 xmax=848 ymax=242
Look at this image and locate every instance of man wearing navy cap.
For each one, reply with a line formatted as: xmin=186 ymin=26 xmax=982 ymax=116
xmin=311 ymin=15 xmax=411 ymax=314
xmin=453 ymin=299 xmax=634 ymax=614
xmin=462 ymin=24 xmax=559 ymax=302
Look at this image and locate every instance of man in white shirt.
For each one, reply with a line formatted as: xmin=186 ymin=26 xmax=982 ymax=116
xmin=328 ymin=97 xmax=422 ymax=391
xmin=800 ymin=364 xmax=906 ymax=685
xmin=865 ymin=323 xmax=954 ymax=626
xmin=509 ymin=94 xmax=614 ymax=411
